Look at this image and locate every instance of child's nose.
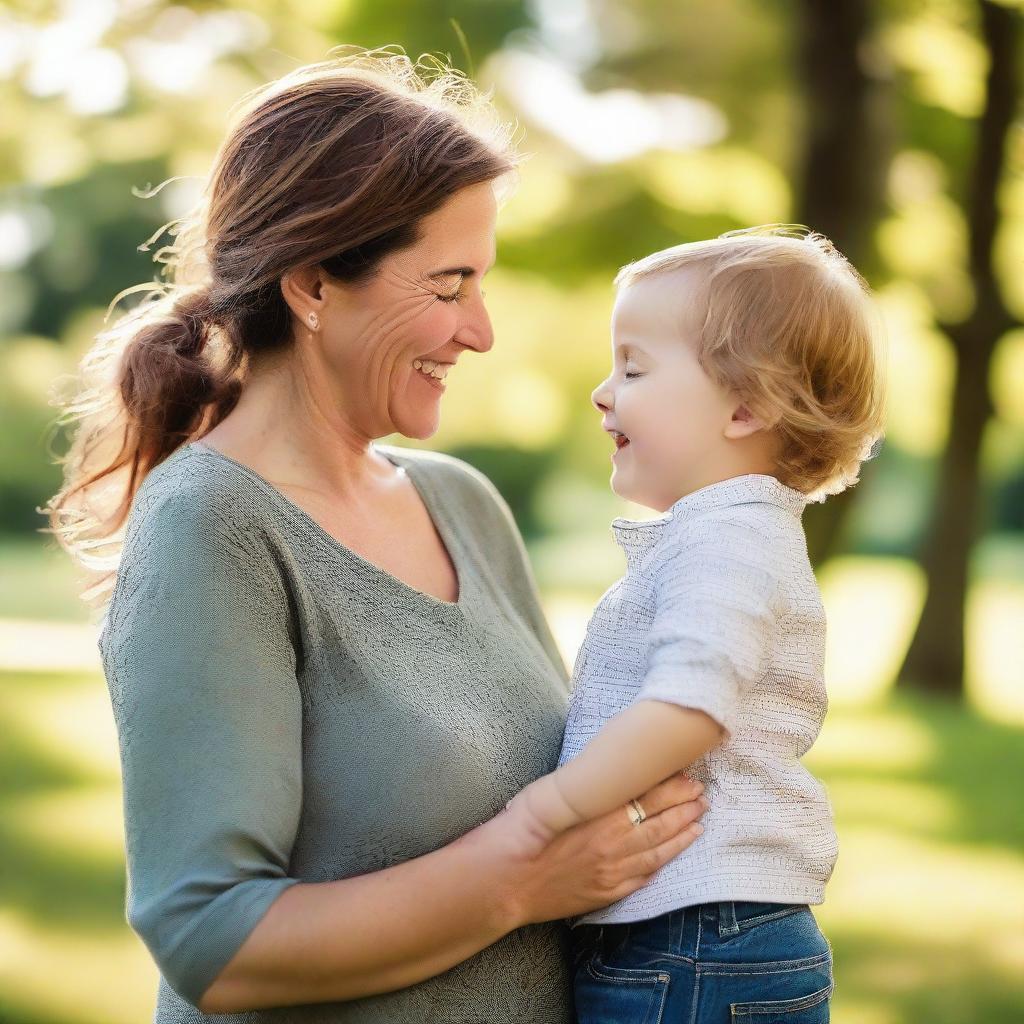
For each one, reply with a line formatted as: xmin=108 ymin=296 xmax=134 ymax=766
xmin=592 ymin=378 xmax=613 ymax=412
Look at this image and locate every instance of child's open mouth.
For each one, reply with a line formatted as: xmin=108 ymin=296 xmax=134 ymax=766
xmin=613 ymin=431 xmax=630 ymax=451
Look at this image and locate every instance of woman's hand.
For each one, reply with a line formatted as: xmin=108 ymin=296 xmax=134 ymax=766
xmin=471 ymin=772 xmax=707 ymax=928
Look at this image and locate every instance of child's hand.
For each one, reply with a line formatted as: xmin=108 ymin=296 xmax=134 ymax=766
xmin=501 ymin=787 xmax=559 ymax=860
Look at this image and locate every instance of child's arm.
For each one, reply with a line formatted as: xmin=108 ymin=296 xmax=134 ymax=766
xmin=508 ymin=512 xmax=779 ymax=848
xmin=507 ymin=700 xmax=723 ymax=843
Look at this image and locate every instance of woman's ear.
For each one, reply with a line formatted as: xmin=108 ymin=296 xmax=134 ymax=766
xmin=723 ymin=400 xmax=776 ymax=440
xmin=280 ymin=265 xmax=326 ymax=325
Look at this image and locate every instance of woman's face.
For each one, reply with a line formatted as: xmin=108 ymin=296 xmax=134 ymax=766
xmin=316 ymin=181 xmax=498 ymax=442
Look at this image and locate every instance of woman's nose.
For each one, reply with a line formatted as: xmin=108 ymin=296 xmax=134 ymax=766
xmin=455 ymin=300 xmax=494 ymax=354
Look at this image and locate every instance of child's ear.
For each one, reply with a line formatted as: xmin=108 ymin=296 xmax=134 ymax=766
xmin=723 ymin=401 xmax=775 ymax=440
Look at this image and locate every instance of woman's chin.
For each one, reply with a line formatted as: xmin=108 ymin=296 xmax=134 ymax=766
xmin=390 ymin=406 xmax=442 ymax=441
xmin=386 ymin=378 xmax=446 ymax=439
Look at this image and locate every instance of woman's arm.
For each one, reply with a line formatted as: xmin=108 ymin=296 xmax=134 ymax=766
xmin=199 ymin=826 xmax=517 ymax=1011
xmin=101 ymin=486 xmax=305 ymax=1007
xmin=199 ymin=770 xmax=707 ymax=1013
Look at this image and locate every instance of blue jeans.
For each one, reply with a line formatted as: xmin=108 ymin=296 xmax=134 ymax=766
xmin=570 ymin=901 xmax=833 ymax=1023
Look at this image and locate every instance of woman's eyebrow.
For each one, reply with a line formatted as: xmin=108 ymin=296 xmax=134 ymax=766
xmin=428 ymin=259 xmax=496 ymax=280
xmin=429 ymin=266 xmax=473 ymax=279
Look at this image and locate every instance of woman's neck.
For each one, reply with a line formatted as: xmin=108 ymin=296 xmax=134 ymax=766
xmin=200 ymin=350 xmax=397 ymax=499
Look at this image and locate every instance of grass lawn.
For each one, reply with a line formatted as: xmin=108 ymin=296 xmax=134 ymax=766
xmin=0 ymin=669 xmax=155 ymax=1024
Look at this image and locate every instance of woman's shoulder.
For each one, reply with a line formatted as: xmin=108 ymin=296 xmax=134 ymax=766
xmin=125 ymin=442 xmax=279 ymax=556
xmin=106 ymin=444 xmax=294 ymax=634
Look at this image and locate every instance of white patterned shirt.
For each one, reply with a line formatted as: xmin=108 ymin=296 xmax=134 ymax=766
xmin=557 ymin=474 xmax=838 ymax=924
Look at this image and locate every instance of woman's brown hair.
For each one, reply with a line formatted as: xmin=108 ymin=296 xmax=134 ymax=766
xmin=44 ymin=48 xmax=518 ymax=604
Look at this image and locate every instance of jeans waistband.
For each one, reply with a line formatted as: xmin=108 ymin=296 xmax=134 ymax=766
xmin=578 ymin=900 xmax=808 ymax=953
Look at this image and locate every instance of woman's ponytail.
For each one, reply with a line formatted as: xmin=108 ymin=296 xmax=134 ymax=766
xmin=44 ymin=283 xmax=244 ymax=605
xmin=118 ymin=289 xmax=221 ymax=474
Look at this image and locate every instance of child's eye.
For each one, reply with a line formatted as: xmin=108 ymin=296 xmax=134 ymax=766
xmin=624 ymin=370 xmax=642 ymax=379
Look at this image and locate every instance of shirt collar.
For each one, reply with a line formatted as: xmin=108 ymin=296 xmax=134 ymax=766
xmin=610 ymin=474 xmax=809 ymax=570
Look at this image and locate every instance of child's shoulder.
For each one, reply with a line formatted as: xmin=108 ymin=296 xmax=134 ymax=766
xmin=658 ymin=495 xmax=811 ymax=596
xmin=673 ymin=496 xmax=804 ymax=546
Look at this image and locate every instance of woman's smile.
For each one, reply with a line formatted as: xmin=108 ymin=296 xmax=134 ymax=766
xmin=413 ymin=367 xmax=447 ymax=393
xmin=412 ymin=358 xmax=454 ymax=393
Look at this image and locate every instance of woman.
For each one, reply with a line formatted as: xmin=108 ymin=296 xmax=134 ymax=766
xmin=47 ymin=51 xmax=706 ymax=1022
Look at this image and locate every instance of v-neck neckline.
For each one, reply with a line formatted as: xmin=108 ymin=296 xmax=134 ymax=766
xmin=187 ymin=441 xmax=469 ymax=612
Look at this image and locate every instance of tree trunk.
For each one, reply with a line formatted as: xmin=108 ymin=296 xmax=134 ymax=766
xmin=795 ymin=0 xmax=888 ymax=564
xmin=898 ymin=0 xmax=1019 ymax=698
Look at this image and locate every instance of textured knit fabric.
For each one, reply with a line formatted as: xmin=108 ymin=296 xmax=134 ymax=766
xmin=556 ymin=474 xmax=838 ymax=926
xmin=98 ymin=440 xmax=574 ymax=1023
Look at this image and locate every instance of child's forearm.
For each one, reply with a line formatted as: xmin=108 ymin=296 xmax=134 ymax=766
xmin=515 ymin=700 xmax=722 ymax=838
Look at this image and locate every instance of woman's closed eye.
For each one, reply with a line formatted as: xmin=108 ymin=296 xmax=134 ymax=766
xmin=433 ymin=269 xmax=472 ymax=304
xmin=437 ymin=285 xmax=486 ymax=304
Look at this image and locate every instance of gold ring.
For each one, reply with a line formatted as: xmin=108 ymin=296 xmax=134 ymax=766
xmin=627 ymin=798 xmax=647 ymax=827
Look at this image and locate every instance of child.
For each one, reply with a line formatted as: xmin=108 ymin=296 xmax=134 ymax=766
xmin=503 ymin=226 xmax=885 ymax=1022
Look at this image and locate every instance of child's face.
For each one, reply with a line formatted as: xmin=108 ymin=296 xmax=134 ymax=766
xmin=592 ymin=271 xmax=761 ymax=512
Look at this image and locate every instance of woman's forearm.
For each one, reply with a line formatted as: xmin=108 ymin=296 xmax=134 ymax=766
xmin=198 ymin=828 xmax=519 ymax=1014
xmin=517 ymin=700 xmax=722 ymax=837
xmin=198 ymin=704 xmax=719 ymax=1014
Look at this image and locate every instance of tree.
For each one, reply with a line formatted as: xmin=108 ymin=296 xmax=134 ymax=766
xmin=795 ymin=0 xmax=891 ymax=564
xmin=898 ymin=0 xmax=1021 ymax=697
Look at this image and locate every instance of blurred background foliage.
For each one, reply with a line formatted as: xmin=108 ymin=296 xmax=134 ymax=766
xmin=0 ymin=1 xmax=1022 ymax=1022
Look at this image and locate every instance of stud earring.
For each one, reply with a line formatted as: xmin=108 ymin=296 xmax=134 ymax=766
xmin=308 ymin=312 xmax=320 ymax=330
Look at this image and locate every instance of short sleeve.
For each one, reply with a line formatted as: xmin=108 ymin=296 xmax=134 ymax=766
xmin=635 ymin=514 xmax=780 ymax=737
xmin=99 ymin=486 xmax=302 ymax=1007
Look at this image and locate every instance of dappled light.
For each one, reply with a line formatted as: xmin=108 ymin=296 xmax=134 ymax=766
xmin=1 ymin=0 xmax=1022 ymax=1021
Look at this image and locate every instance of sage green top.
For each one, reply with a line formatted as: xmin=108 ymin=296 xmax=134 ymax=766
xmin=99 ymin=440 xmax=574 ymax=1023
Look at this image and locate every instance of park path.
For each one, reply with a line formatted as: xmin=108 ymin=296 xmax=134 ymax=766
xmin=0 ymin=617 xmax=102 ymax=673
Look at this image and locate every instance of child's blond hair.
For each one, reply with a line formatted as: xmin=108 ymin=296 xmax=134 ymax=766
xmin=615 ymin=225 xmax=886 ymax=501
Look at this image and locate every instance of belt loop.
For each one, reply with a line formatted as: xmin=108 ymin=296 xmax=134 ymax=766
xmin=718 ymin=900 xmax=739 ymax=937
xmin=674 ymin=907 xmax=686 ymax=956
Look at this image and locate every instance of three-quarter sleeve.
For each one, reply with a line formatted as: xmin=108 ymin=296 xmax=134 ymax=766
xmin=99 ymin=488 xmax=303 ymax=1007
xmin=635 ymin=513 xmax=780 ymax=737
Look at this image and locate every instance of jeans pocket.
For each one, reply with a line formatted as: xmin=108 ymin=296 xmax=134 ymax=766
xmin=730 ymin=980 xmax=833 ymax=1021
xmin=724 ymin=906 xmax=831 ymax=968
xmin=574 ymin=954 xmax=671 ymax=1024
xmin=734 ymin=903 xmax=808 ymax=934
